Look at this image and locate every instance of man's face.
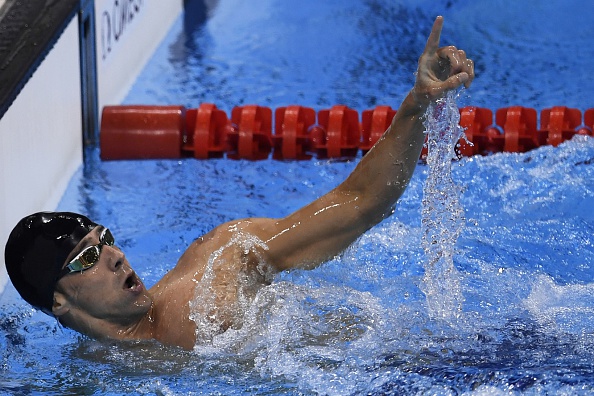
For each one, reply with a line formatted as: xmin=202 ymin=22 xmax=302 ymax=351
xmin=55 ymin=226 xmax=152 ymax=326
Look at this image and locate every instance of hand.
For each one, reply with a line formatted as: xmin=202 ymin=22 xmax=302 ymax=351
xmin=412 ymin=16 xmax=475 ymax=107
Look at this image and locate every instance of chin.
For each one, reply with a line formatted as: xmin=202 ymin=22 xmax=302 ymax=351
xmin=132 ymin=292 xmax=153 ymax=313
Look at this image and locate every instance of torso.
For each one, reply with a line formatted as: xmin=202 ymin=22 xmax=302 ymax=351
xmin=147 ymin=219 xmax=274 ymax=349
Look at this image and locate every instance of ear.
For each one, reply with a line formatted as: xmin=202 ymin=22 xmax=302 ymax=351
xmin=52 ymin=290 xmax=71 ymax=317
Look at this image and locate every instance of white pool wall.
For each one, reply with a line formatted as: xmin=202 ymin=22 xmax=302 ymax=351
xmin=0 ymin=18 xmax=82 ymax=298
xmin=95 ymin=0 xmax=183 ymax=111
xmin=0 ymin=0 xmax=183 ymax=298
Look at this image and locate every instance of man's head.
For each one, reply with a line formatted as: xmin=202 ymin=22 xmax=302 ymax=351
xmin=4 ymin=212 xmax=98 ymax=315
xmin=5 ymin=212 xmax=151 ymax=335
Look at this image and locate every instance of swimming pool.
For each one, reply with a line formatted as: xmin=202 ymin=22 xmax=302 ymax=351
xmin=2 ymin=0 xmax=594 ymax=394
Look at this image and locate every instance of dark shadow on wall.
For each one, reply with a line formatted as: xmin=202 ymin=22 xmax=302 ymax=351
xmin=167 ymin=0 xmax=218 ymax=67
xmin=0 ymin=0 xmax=79 ymax=120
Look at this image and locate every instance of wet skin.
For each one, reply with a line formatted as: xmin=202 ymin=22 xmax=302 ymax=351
xmin=52 ymin=16 xmax=474 ymax=350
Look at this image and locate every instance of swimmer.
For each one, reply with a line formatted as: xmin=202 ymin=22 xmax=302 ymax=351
xmin=4 ymin=16 xmax=474 ymax=350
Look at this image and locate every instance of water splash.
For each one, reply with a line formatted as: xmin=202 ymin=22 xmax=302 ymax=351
xmin=420 ymin=90 xmax=466 ymax=321
xmin=189 ymin=232 xmax=273 ymax=345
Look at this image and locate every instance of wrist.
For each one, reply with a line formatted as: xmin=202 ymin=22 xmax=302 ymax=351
xmin=400 ymin=88 xmax=430 ymax=117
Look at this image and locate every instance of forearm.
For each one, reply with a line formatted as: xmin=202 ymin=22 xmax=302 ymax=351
xmin=338 ymin=90 xmax=428 ymax=220
xmin=255 ymin=16 xmax=474 ymax=272
xmin=258 ymin=95 xmax=428 ymax=272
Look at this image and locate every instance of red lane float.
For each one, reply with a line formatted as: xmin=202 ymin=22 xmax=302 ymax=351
xmin=539 ymin=106 xmax=582 ymax=147
xmin=272 ymin=105 xmax=316 ymax=160
xmin=100 ymin=105 xmax=184 ymax=160
xmin=585 ymin=109 xmax=594 ymax=131
xmin=99 ymin=104 xmax=594 ymax=161
xmin=183 ymin=103 xmax=229 ymax=159
xmin=495 ymin=106 xmax=539 ymax=153
xmin=360 ymin=105 xmax=397 ymax=154
xmin=314 ymin=105 xmax=360 ymax=159
xmin=458 ymin=107 xmax=494 ymax=156
xmin=227 ymin=105 xmax=272 ymax=160
xmin=583 ymin=109 xmax=594 ymax=137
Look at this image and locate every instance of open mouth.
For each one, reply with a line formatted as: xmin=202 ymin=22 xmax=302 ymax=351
xmin=123 ymin=272 xmax=143 ymax=293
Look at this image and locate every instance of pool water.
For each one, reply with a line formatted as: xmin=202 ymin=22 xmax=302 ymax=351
xmin=2 ymin=0 xmax=594 ymax=394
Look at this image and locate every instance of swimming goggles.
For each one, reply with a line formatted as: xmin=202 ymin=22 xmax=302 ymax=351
xmin=62 ymin=228 xmax=115 ymax=274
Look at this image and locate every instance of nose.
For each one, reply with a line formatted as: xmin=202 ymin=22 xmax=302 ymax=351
xmin=102 ymin=245 xmax=126 ymax=272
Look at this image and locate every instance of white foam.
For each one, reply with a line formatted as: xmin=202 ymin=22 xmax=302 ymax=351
xmin=524 ymin=274 xmax=594 ymax=336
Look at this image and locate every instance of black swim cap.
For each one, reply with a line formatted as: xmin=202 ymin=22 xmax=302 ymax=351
xmin=4 ymin=212 xmax=98 ymax=315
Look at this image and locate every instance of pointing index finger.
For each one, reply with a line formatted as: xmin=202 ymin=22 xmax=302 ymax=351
xmin=423 ymin=16 xmax=444 ymax=54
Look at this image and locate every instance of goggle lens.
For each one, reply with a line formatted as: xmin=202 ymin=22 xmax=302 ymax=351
xmin=64 ymin=228 xmax=115 ymax=273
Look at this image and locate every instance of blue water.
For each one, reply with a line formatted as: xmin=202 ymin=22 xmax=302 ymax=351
xmin=2 ymin=0 xmax=594 ymax=394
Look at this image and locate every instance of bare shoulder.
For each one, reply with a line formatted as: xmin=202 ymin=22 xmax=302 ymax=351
xmin=172 ymin=218 xmax=278 ymax=277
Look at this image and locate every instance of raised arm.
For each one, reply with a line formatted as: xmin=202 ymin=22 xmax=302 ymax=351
xmin=230 ymin=16 xmax=474 ymax=271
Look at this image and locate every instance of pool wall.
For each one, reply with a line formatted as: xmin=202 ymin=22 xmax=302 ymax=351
xmin=0 ymin=0 xmax=183 ymax=297
xmin=95 ymin=0 xmax=183 ymax=112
